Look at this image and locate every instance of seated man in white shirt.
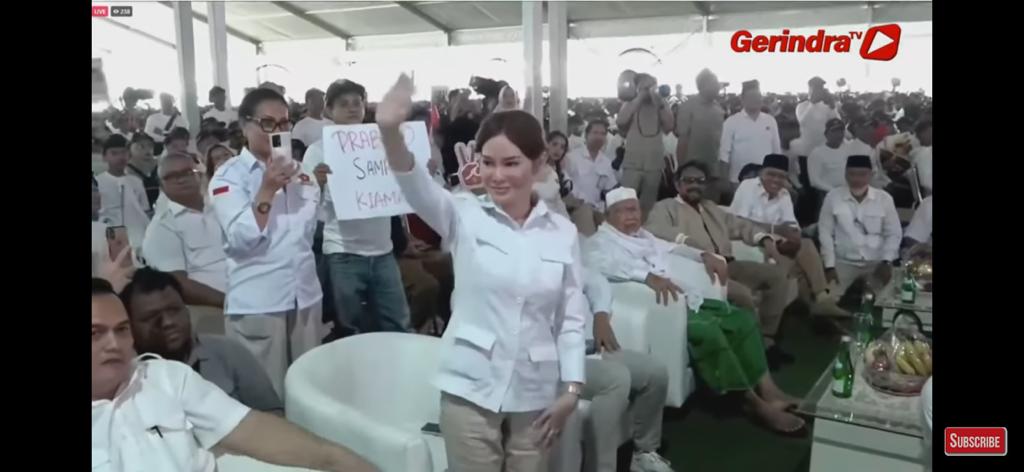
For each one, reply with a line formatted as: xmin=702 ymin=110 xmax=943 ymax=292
xmin=808 ymin=118 xmax=849 ymax=195
xmin=579 ymin=265 xmax=672 ymax=472
xmin=292 ymin=88 xmax=330 ymax=146
xmin=121 ymin=268 xmax=282 ymax=413
xmin=583 ymin=188 xmax=805 ymax=434
xmin=565 ymin=119 xmax=619 ymax=213
xmin=729 ymin=154 xmax=847 ymax=318
xmin=143 ymin=152 xmax=226 ymax=310
xmin=91 ymin=278 xmax=377 ymax=472
xmin=818 ymin=155 xmax=903 ymax=294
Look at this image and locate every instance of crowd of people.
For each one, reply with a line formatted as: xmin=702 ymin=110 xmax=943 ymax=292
xmin=92 ymin=65 xmax=933 ymax=472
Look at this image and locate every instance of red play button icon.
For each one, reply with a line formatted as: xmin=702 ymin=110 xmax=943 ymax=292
xmin=860 ymin=24 xmax=901 ymax=61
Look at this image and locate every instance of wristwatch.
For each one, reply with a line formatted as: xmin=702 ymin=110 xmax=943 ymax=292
xmin=565 ymin=383 xmax=583 ymax=397
xmin=256 ymin=202 xmax=272 ymax=214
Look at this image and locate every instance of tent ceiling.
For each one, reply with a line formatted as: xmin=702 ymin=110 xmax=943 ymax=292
xmin=177 ymin=1 xmax=931 ymax=48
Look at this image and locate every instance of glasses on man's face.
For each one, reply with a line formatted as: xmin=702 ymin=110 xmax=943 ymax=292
xmin=680 ymin=176 xmax=707 ymax=185
xmin=248 ymin=116 xmax=292 ymax=133
xmin=162 ymin=168 xmax=199 ymax=183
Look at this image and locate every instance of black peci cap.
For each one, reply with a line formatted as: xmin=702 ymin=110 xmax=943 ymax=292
xmin=762 ymin=154 xmax=789 ymax=172
xmin=846 ymin=155 xmax=872 ymax=170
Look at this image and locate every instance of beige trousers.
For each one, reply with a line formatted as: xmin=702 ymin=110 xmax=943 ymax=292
xmin=835 ymin=260 xmax=884 ymax=294
xmin=226 ymin=302 xmax=325 ymax=398
xmin=440 ymin=392 xmax=549 ymax=472
xmin=775 ymin=238 xmax=830 ymax=296
xmin=727 ymin=260 xmax=791 ymax=338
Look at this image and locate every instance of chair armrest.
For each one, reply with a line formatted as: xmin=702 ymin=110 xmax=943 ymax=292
xmin=287 ymin=392 xmax=434 ymax=472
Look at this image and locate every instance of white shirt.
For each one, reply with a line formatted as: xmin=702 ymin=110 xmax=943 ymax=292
xmin=818 ymin=186 xmax=903 ymax=267
xmin=97 ymin=172 xmax=152 ymax=250
xmin=912 ymin=146 xmax=933 ymax=193
xmin=393 ymin=164 xmax=586 ymax=413
xmin=807 ymin=143 xmax=848 ymax=192
xmin=583 ymin=224 xmax=719 ymax=312
xmin=843 ymin=139 xmax=889 ymax=188
xmin=795 ymin=100 xmax=839 ymax=156
xmin=92 ymin=220 xmax=109 ymax=277
xmin=143 ymin=200 xmax=228 ymax=293
xmin=719 ymin=111 xmax=782 ymax=183
xmin=564 ymin=146 xmax=618 ymax=210
xmin=580 ymin=265 xmax=613 ymax=343
xmin=202 ymin=107 xmax=238 ymax=126
xmin=144 ymin=111 xmax=190 ymax=142
xmin=91 ymin=357 xmax=251 ymax=472
xmin=292 ymin=116 xmax=330 ymax=146
xmin=301 ymin=142 xmax=393 ymax=256
xmin=728 ymin=178 xmax=797 ymax=226
xmin=209 ymin=148 xmax=322 ymax=314
xmin=904 ymin=196 xmax=933 ymax=244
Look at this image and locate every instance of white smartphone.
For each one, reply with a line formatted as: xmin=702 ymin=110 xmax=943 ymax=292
xmin=269 ymin=131 xmax=293 ymax=165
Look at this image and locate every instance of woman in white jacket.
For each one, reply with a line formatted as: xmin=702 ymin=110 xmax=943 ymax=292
xmin=378 ymin=74 xmax=587 ymax=472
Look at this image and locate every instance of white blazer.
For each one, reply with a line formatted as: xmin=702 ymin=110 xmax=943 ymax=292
xmin=394 ymin=164 xmax=587 ymax=413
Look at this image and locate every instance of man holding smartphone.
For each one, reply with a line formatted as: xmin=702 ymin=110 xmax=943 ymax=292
xmin=208 ymin=88 xmax=325 ymax=396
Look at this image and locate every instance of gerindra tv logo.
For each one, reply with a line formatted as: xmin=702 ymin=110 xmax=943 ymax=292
xmin=731 ymin=24 xmax=902 ymax=61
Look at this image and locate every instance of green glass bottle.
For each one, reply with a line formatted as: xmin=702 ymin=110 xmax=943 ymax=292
xmin=900 ymin=269 xmax=917 ymax=304
xmin=832 ymin=336 xmax=854 ymax=398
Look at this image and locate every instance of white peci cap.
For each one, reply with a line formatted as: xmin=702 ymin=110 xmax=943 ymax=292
xmin=605 ymin=187 xmax=638 ymax=209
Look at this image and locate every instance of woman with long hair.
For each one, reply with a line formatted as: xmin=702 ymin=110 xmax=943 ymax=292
xmin=378 ymin=75 xmax=586 ymax=472
xmin=202 ymin=143 xmax=235 ymax=199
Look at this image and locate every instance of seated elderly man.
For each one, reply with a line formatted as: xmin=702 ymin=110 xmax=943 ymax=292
xmin=579 ymin=263 xmax=672 ymax=472
xmin=583 ymin=188 xmax=805 ymax=434
xmin=728 ymin=154 xmax=847 ymax=318
xmin=142 ymin=151 xmax=226 ymax=310
xmin=818 ymin=155 xmax=903 ymax=294
xmin=121 ymin=268 xmax=282 ymax=413
xmin=645 ymin=162 xmax=794 ymax=366
xmin=92 ymin=278 xmax=377 ymax=472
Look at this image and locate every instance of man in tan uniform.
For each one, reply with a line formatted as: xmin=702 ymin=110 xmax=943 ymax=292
xmin=617 ymin=73 xmax=674 ymax=217
xmin=645 ymin=161 xmax=795 ymax=366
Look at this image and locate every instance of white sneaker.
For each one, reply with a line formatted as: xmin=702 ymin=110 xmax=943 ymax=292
xmin=630 ymin=451 xmax=675 ymax=472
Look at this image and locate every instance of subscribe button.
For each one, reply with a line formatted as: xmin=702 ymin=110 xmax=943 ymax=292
xmin=945 ymin=427 xmax=1008 ymax=456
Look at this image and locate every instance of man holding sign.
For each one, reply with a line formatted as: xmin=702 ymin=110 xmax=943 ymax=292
xmin=302 ymin=79 xmax=411 ymax=337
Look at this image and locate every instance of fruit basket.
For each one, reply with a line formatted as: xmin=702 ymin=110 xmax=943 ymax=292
xmin=862 ymin=310 xmax=932 ymax=396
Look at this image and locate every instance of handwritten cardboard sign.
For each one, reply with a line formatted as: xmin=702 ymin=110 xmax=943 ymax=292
xmin=322 ymin=121 xmax=431 ymax=220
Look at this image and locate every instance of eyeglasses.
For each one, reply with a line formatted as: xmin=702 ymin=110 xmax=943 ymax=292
xmin=680 ymin=177 xmax=707 ymax=185
xmin=162 ymin=169 xmax=199 ymax=183
xmin=247 ymin=116 xmax=292 ymax=133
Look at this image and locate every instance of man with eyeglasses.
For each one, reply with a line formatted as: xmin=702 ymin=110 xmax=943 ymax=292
xmin=208 ymin=88 xmax=324 ymax=397
xmin=645 ymin=161 xmax=794 ymax=369
xmin=729 ymin=155 xmax=848 ymax=318
xmin=143 ymin=151 xmax=227 ymax=311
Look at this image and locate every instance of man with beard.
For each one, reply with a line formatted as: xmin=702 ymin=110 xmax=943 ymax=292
xmin=645 ymin=162 xmax=794 ymax=367
xmin=120 ymin=267 xmax=282 ymax=413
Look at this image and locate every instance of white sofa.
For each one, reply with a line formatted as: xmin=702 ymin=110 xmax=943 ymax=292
xmin=285 ymin=332 xmax=446 ymax=472
xmin=607 ymin=281 xmax=696 ymax=408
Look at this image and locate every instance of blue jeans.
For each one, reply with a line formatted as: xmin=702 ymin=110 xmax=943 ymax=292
xmin=326 ymin=252 xmax=411 ymax=335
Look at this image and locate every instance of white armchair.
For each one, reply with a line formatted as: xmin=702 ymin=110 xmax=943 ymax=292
xmin=607 ymin=282 xmax=695 ymax=408
xmin=285 ymin=332 xmax=446 ymax=472
xmin=216 ymin=455 xmax=317 ymax=472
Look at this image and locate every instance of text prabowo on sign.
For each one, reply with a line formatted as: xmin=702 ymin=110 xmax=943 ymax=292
xmin=322 ymin=121 xmax=431 ymax=220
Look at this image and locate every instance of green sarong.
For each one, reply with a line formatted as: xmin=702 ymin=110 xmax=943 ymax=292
xmin=687 ymin=298 xmax=768 ymax=393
